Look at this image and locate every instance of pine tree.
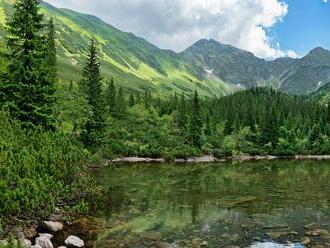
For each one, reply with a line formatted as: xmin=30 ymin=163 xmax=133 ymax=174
xmin=177 ymin=92 xmax=187 ymax=129
xmin=128 ymin=93 xmax=135 ymax=107
xmin=46 ymin=17 xmax=57 ymax=84
xmin=188 ymin=91 xmax=204 ymax=148
xmin=105 ymin=77 xmax=117 ymax=117
xmin=0 ymin=0 xmax=56 ymax=129
xmin=80 ymin=39 xmax=105 ymax=145
xmin=116 ymin=87 xmax=127 ymax=119
xmin=205 ymin=113 xmax=212 ymax=136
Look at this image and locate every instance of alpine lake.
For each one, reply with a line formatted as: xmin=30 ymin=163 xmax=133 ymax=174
xmin=55 ymin=160 xmax=330 ymax=248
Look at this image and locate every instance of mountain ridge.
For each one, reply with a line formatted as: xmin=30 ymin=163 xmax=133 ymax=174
xmin=0 ymin=0 xmax=330 ymax=96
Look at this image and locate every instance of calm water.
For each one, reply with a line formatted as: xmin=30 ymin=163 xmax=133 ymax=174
xmin=67 ymin=160 xmax=330 ymax=247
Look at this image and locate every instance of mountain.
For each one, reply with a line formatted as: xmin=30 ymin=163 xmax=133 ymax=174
xmin=182 ymin=39 xmax=297 ymax=88
xmin=0 ymin=0 xmax=231 ymax=96
xmin=279 ymin=47 xmax=330 ymax=95
xmin=0 ymin=0 xmax=330 ymax=96
xmin=310 ymin=83 xmax=330 ymax=103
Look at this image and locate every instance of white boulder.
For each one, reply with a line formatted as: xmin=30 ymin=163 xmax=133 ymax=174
xmin=64 ymin=236 xmax=84 ymax=248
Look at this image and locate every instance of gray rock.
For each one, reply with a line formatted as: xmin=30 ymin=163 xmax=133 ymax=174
xmin=64 ymin=236 xmax=84 ymax=248
xmin=57 ymin=246 xmax=67 ymax=248
xmin=43 ymin=221 xmax=64 ymax=233
xmin=31 ymin=245 xmax=42 ymax=248
xmin=39 ymin=233 xmax=54 ymax=240
xmin=36 ymin=236 xmax=54 ymax=248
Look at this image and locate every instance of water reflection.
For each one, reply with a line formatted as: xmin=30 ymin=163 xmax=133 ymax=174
xmin=91 ymin=160 xmax=330 ymax=247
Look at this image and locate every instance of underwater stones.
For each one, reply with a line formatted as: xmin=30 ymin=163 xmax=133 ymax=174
xmin=301 ymin=237 xmax=311 ymax=245
xmin=267 ymin=231 xmax=290 ymax=239
xmin=64 ymin=235 xmax=85 ymax=248
xmin=305 ymin=228 xmax=329 ymax=237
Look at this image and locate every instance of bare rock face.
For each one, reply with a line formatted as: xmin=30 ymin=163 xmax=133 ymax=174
xmin=64 ymin=236 xmax=84 ymax=248
xmin=35 ymin=236 xmax=54 ymax=248
xmin=43 ymin=221 xmax=64 ymax=233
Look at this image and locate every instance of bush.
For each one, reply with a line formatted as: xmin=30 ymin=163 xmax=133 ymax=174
xmin=0 ymin=110 xmax=90 ymax=220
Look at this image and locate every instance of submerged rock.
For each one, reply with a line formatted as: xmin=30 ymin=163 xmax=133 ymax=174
xmin=64 ymin=235 xmax=84 ymax=248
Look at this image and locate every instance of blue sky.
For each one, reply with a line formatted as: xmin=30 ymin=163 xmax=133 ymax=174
xmin=273 ymin=0 xmax=330 ymax=57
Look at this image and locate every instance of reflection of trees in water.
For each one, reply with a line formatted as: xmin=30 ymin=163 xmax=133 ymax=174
xmin=95 ymin=161 xmax=330 ymax=223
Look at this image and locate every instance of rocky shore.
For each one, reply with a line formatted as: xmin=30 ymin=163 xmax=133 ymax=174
xmin=107 ymin=154 xmax=330 ymax=164
xmin=1 ymin=220 xmax=85 ymax=248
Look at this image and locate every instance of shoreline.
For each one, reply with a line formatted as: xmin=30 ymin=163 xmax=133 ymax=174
xmin=106 ymin=155 xmax=330 ymax=164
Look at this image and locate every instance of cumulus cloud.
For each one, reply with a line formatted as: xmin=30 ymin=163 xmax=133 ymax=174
xmin=46 ymin=0 xmax=297 ymax=59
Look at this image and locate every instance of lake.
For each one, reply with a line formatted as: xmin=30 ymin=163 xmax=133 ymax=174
xmin=61 ymin=160 xmax=330 ymax=247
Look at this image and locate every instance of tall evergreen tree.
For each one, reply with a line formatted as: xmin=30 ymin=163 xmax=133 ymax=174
xmin=116 ymin=87 xmax=127 ymax=119
xmin=188 ymin=91 xmax=204 ymax=148
xmin=0 ymin=0 xmax=56 ymax=129
xmin=80 ymin=39 xmax=104 ymax=145
xmin=105 ymin=77 xmax=117 ymax=117
xmin=46 ymin=17 xmax=57 ymax=84
xmin=177 ymin=92 xmax=187 ymax=129
xmin=128 ymin=93 xmax=135 ymax=107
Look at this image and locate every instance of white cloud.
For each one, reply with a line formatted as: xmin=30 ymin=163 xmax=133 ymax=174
xmin=46 ymin=0 xmax=297 ymax=59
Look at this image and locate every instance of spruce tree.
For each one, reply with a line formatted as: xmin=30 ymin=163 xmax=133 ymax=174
xmin=46 ymin=17 xmax=57 ymax=84
xmin=188 ymin=91 xmax=204 ymax=148
xmin=105 ymin=77 xmax=117 ymax=117
xmin=177 ymin=93 xmax=187 ymax=129
xmin=80 ymin=39 xmax=105 ymax=145
xmin=116 ymin=87 xmax=127 ymax=119
xmin=128 ymin=93 xmax=135 ymax=107
xmin=0 ymin=0 xmax=56 ymax=129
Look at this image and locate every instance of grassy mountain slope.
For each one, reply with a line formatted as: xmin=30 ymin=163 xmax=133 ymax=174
xmin=1 ymin=0 xmax=330 ymax=96
xmin=0 ymin=0 xmax=230 ymax=96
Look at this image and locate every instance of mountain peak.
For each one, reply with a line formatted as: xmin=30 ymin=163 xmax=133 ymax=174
xmin=308 ymin=47 xmax=329 ymax=56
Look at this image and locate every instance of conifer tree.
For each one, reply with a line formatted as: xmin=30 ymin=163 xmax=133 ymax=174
xmin=80 ymin=39 xmax=105 ymax=145
xmin=128 ymin=93 xmax=135 ymax=107
xmin=205 ymin=113 xmax=212 ymax=136
xmin=188 ymin=91 xmax=204 ymax=148
xmin=105 ymin=77 xmax=117 ymax=117
xmin=116 ymin=87 xmax=127 ymax=119
xmin=177 ymin=93 xmax=187 ymax=129
xmin=0 ymin=0 xmax=56 ymax=129
xmin=46 ymin=18 xmax=57 ymax=84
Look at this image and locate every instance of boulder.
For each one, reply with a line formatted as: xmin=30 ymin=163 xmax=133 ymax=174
xmin=35 ymin=236 xmax=54 ymax=248
xmin=43 ymin=221 xmax=64 ymax=233
xmin=39 ymin=233 xmax=54 ymax=240
xmin=64 ymin=236 xmax=84 ymax=248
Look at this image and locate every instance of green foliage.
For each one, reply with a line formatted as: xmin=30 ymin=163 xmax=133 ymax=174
xmin=187 ymin=91 xmax=204 ymax=148
xmin=80 ymin=39 xmax=105 ymax=146
xmin=0 ymin=0 xmax=56 ymax=129
xmin=0 ymin=108 xmax=90 ymax=219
